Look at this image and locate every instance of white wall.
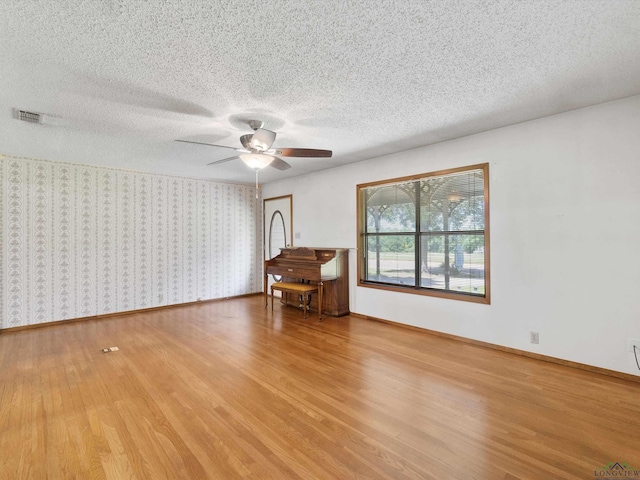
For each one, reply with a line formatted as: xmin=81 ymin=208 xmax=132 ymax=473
xmin=263 ymin=95 xmax=640 ymax=376
xmin=0 ymin=155 xmax=262 ymax=329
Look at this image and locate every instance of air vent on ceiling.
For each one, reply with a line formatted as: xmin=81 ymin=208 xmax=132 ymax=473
xmin=14 ymin=109 xmax=42 ymax=124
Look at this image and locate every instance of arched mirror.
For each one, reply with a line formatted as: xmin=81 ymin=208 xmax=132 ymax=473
xmin=264 ymin=195 xmax=293 ymax=285
xmin=268 ymin=210 xmax=287 ymax=281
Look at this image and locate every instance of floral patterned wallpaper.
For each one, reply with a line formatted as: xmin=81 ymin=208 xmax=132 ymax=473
xmin=0 ymin=155 xmax=262 ymax=329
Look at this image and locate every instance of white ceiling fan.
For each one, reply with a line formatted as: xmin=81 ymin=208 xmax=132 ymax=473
xmin=176 ymin=119 xmax=332 ymax=171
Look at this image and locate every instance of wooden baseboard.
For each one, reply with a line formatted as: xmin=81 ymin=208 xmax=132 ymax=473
xmin=352 ymin=312 xmax=640 ymax=384
xmin=0 ymin=293 xmax=262 ymax=334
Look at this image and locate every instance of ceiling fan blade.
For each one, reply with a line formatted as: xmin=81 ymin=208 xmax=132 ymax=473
xmin=269 ymin=156 xmax=291 ymax=171
xmin=176 ymin=139 xmax=240 ymax=150
xmin=207 ymin=155 xmax=239 ymax=166
xmin=250 ymin=128 xmax=276 ymax=150
xmin=275 ymin=148 xmax=332 ymax=158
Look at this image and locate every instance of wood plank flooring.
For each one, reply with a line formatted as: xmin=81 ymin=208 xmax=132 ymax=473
xmin=1 ymin=295 xmax=639 ymax=479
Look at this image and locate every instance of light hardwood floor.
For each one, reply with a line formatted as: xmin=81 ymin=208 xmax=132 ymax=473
xmin=1 ymin=296 xmax=639 ymax=479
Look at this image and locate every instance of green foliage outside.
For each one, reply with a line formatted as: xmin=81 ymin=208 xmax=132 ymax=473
xmin=371 ymin=235 xmax=483 ymax=254
xmin=363 ymin=174 xmax=486 ymax=293
xmin=366 ymin=189 xmax=485 ymax=254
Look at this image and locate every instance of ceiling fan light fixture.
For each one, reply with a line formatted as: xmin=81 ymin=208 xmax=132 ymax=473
xmin=240 ymin=153 xmax=274 ymax=169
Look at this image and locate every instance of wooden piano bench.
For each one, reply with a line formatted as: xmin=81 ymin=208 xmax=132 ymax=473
xmin=270 ymin=282 xmax=322 ymax=320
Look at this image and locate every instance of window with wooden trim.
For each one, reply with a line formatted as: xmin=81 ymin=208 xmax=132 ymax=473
xmin=357 ymin=164 xmax=490 ymax=304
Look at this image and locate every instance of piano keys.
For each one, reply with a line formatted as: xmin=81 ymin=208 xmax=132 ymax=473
xmin=265 ymin=247 xmax=350 ymax=317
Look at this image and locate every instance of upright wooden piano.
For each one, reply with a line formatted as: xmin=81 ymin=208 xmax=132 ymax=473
xmin=264 ymin=247 xmax=349 ymax=317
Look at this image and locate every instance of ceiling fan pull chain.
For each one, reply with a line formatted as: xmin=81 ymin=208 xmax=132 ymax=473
xmin=255 ymin=169 xmax=259 ymax=199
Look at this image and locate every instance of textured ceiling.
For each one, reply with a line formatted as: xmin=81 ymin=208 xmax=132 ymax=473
xmin=1 ymin=0 xmax=640 ymax=184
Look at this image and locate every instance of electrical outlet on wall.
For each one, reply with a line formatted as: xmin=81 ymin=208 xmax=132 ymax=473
xmin=627 ymin=338 xmax=640 ymax=352
xmin=530 ymin=331 xmax=540 ymax=344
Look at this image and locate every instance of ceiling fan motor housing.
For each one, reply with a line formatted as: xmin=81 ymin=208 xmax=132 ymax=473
xmin=251 ymin=128 xmax=277 ymax=151
xmin=240 ymin=128 xmax=276 ymax=152
xmin=240 ymin=134 xmax=253 ymax=149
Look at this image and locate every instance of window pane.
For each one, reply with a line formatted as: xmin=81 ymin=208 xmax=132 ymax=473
xmin=420 ymin=169 xmax=484 ymax=232
xmin=420 ymin=234 xmax=485 ymax=295
xmin=364 ymin=184 xmax=416 ymax=233
xmin=366 ymin=235 xmax=415 ymax=286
